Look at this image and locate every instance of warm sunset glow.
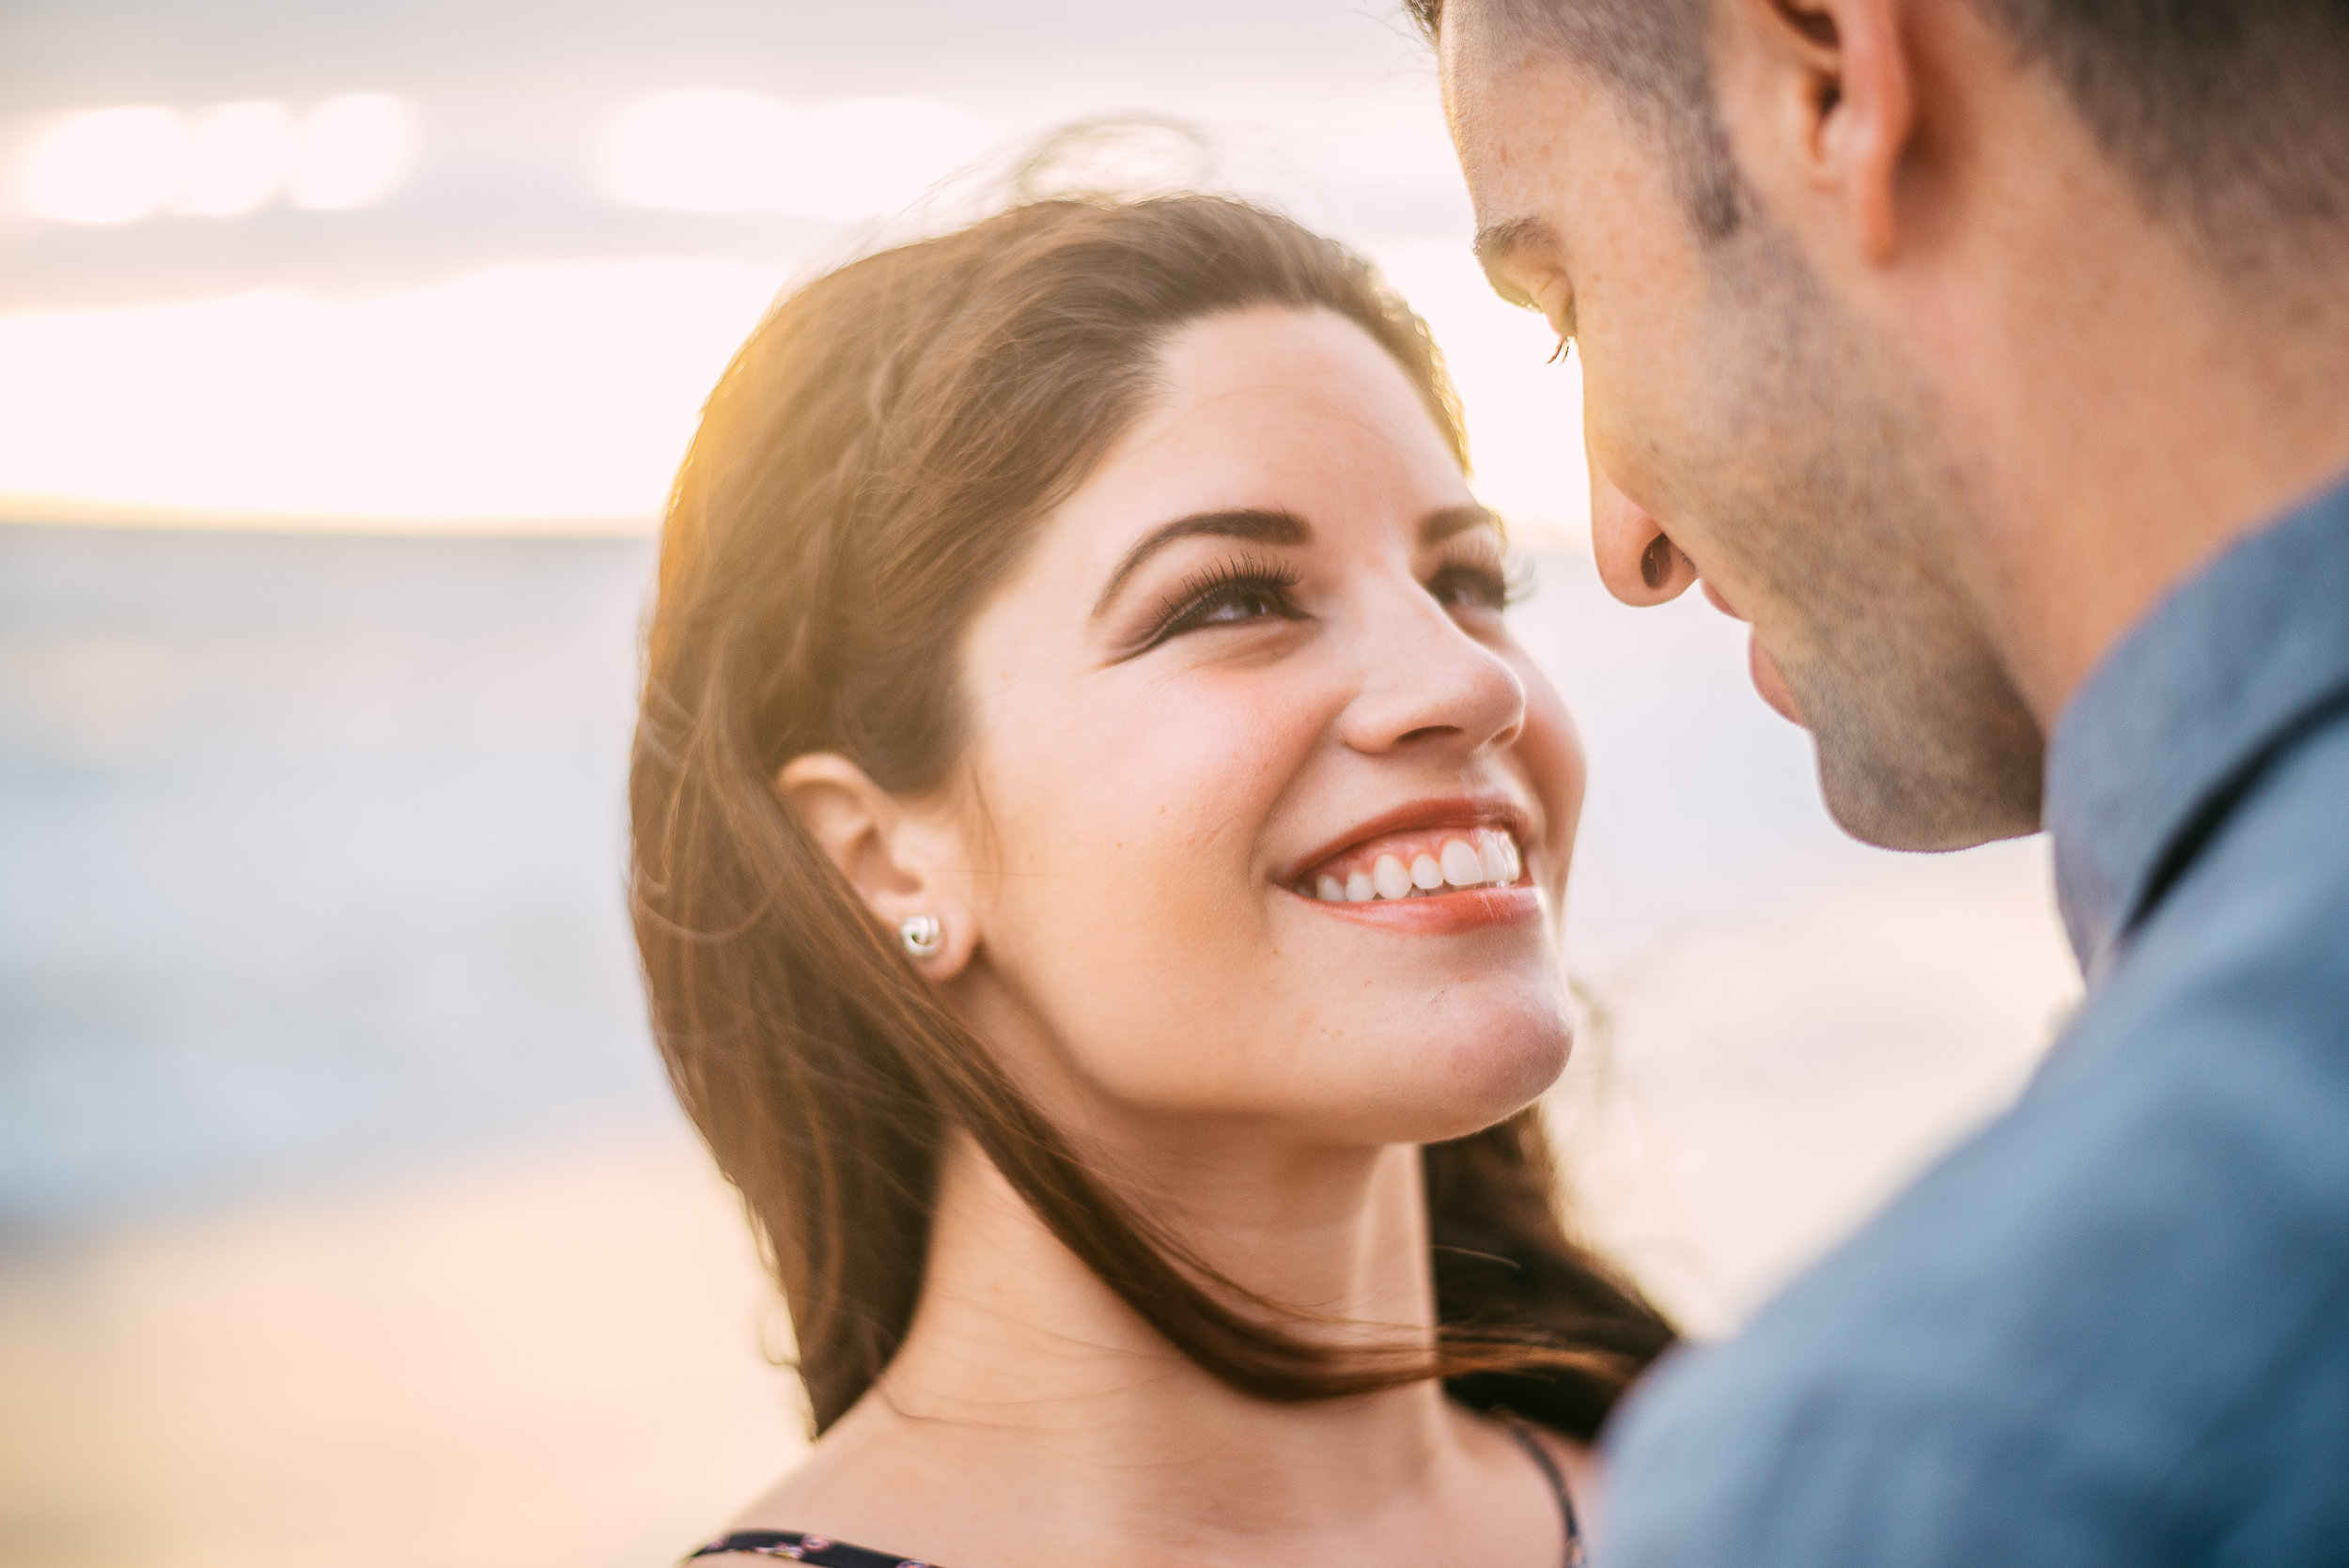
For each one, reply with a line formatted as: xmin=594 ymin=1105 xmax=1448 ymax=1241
xmin=1379 ymin=241 xmax=1590 ymax=546
xmin=8 ymin=95 xmax=419 ymax=225
xmin=20 ymin=105 xmax=191 ymax=225
xmin=177 ymin=101 xmax=298 ymax=218
xmin=0 ymin=262 xmax=788 ymax=526
xmin=0 ymin=245 xmax=1582 ymax=535
xmin=288 ymin=94 xmax=421 ymax=212
xmin=602 ymin=90 xmax=992 ymax=220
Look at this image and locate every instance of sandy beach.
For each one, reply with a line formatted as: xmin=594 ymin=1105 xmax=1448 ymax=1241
xmin=0 ymin=845 xmax=2073 ymax=1568
xmin=0 ymin=1127 xmax=801 ymax=1568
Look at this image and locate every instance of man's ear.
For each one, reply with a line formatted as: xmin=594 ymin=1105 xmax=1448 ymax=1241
xmin=776 ymin=753 xmax=978 ymax=980
xmin=1727 ymin=0 xmax=1915 ymax=265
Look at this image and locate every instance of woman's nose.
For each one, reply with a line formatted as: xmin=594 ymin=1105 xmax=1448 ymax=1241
xmin=1339 ymin=588 xmax=1527 ymax=760
xmin=1591 ymin=457 xmax=1698 ymax=607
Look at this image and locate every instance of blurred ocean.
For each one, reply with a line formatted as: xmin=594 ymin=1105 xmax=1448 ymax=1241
xmin=0 ymin=522 xmax=663 ymax=1230
xmin=1 ymin=519 xmax=2071 ymax=1265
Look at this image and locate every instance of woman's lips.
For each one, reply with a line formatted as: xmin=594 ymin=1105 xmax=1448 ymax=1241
xmin=1280 ymin=800 xmax=1541 ymax=935
xmin=1293 ymin=881 xmax=1543 ymax=935
xmin=1280 ymin=795 xmax=1531 ymax=889
xmin=1294 ymin=825 xmax=1521 ymax=904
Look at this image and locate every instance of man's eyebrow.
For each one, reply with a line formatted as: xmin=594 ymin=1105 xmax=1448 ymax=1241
xmin=1092 ymin=508 xmax=1310 ymax=618
xmin=1472 ymin=215 xmax=1561 ymax=308
xmin=1423 ymin=502 xmax=1501 ymax=548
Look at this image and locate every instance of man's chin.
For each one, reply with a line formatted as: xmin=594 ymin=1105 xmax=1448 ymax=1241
xmin=1750 ymin=635 xmax=1806 ymax=725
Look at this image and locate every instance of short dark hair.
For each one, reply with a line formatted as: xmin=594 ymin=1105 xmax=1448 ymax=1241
xmin=1975 ymin=0 xmax=2349 ymax=263
xmin=1416 ymin=0 xmax=1745 ymax=237
xmin=1414 ymin=0 xmax=2349 ymax=266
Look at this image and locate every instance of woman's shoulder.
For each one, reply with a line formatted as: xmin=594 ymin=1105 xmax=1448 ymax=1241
xmin=677 ymin=1421 xmax=952 ymax=1568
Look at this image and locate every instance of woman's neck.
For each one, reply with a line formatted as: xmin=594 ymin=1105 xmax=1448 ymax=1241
xmin=745 ymin=1132 xmax=1574 ymax=1568
xmin=891 ymin=1129 xmax=1449 ymax=1454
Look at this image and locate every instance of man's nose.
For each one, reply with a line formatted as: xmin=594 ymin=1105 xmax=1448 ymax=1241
xmin=1590 ymin=457 xmax=1697 ymax=607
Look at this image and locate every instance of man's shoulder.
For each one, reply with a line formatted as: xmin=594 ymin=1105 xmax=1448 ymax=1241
xmin=2127 ymin=696 xmax=2349 ymax=995
xmin=1852 ymin=702 xmax=2349 ymax=1351
xmin=1605 ymin=716 xmax=2349 ymax=1566
xmin=1783 ymin=707 xmax=2349 ymax=1394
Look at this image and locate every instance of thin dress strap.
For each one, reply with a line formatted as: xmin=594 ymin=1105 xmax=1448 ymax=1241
xmin=687 ymin=1425 xmax=1585 ymax=1568
xmin=681 ymin=1530 xmax=929 ymax=1567
xmin=1504 ymin=1418 xmax=1588 ymax=1568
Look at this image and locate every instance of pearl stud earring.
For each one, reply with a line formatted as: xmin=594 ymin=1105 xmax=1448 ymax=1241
xmin=898 ymin=914 xmax=942 ymax=959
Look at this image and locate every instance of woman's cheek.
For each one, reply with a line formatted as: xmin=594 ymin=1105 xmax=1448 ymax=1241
xmin=1133 ymin=655 xmax=1311 ymax=768
xmin=999 ymin=673 xmax=1291 ymax=924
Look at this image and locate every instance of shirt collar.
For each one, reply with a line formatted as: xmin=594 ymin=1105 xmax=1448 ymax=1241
xmin=2046 ymin=471 xmax=2349 ymax=979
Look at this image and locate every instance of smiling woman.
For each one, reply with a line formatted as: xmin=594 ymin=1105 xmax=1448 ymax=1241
xmin=631 ymin=193 xmax=1672 ymax=1568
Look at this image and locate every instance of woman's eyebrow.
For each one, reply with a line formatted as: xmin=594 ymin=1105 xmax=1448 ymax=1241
xmin=1423 ymin=503 xmax=1501 ymax=548
xmin=1091 ymin=508 xmax=1309 ymax=617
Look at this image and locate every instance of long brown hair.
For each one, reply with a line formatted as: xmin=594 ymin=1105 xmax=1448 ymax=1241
xmin=630 ymin=193 xmax=1673 ymax=1438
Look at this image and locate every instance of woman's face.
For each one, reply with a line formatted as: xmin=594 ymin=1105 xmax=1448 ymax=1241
xmin=939 ymin=305 xmax=1585 ymax=1152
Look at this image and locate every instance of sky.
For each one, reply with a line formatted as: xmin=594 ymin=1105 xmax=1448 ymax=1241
xmin=0 ymin=0 xmax=1594 ymax=532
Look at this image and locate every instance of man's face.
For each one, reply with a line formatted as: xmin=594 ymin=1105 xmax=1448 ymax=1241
xmin=1439 ymin=4 xmax=2043 ymax=851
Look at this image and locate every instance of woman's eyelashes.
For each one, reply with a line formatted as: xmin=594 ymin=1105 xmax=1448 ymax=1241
xmin=1427 ymin=543 xmax=1525 ymax=614
xmin=1128 ymin=543 xmax=1524 ymax=655
xmin=1138 ymin=555 xmax=1306 ymax=650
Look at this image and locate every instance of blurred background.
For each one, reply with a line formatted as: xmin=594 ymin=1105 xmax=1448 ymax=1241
xmin=0 ymin=2 xmax=2078 ymax=1563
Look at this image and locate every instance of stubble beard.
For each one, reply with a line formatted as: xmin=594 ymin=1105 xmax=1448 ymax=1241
xmin=1684 ymin=219 xmax=2046 ymax=851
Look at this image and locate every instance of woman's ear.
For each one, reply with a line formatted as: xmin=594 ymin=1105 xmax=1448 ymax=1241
xmin=776 ymin=753 xmax=979 ymax=981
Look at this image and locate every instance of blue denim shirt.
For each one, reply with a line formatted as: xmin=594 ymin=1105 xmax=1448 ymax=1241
xmin=1602 ymin=473 xmax=2349 ymax=1566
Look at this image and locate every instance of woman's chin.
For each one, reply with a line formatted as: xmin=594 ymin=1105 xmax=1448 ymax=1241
xmin=1330 ymin=1008 xmax=1573 ymax=1146
xmin=1444 ymin=1021 xmax=1572 ymax=1127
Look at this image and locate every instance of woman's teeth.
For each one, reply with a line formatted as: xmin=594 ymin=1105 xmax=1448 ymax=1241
xmin=1299 ymin=830 xmax=1523 ymax=902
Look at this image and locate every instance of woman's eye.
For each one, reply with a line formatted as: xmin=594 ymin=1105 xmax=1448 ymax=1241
xmin=1195 ymin=584 xmax=1287 ymax=624
xmin=1429 ymin=566 xmax=1510 ymax=613
xmin=1139 ymin=561 xmax=1305 ymax=651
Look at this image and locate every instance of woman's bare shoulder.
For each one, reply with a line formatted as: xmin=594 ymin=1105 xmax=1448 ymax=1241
xmin=673 ymin=1414 xmax=957 ymax=1567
